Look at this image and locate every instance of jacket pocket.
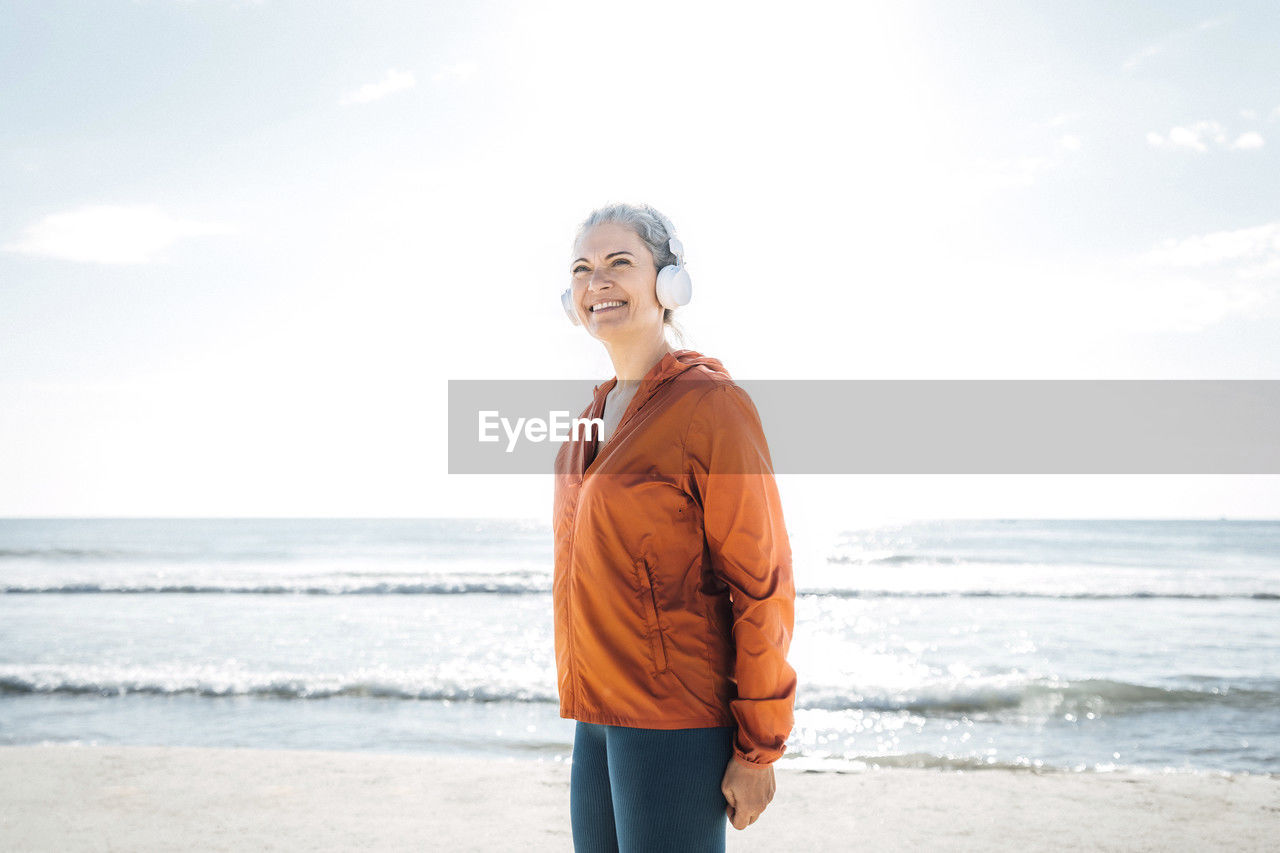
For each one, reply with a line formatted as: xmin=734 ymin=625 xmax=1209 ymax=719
xmin=635 ymin=557 xmax=669 ymax=674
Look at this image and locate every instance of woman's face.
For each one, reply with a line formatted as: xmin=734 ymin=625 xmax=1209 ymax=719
xmin=568 ymin=222 xmax=664 ymax=344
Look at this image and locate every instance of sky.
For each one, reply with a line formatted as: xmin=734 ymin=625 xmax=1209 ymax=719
xmin=1 ymin=0 xmax=1278 ymax=522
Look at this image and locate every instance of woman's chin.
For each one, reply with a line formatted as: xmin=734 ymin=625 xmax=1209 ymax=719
xmin=587 ymin=317 xmax=665 ymax=345
xmin=588 ymin=319 xmax=633 ymax=342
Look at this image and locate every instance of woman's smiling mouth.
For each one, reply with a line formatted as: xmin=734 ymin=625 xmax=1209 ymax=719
xmin=590 ymin=300 xmax=627 ymax=313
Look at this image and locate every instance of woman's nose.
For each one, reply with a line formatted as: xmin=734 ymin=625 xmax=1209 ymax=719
xmin=587 ymin=268 xmax=614 ymax=288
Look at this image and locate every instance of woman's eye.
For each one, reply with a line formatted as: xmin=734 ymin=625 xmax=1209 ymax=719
xmin=573 ymin=260 xmax=628 ymax=272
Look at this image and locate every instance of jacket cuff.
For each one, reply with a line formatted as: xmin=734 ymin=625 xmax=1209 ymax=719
xmin=732 ymin=748 xmax=781 ymax=769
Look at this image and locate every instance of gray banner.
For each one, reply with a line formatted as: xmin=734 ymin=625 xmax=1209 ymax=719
xmin=448 ymin=380 xmax=1280 ymax=474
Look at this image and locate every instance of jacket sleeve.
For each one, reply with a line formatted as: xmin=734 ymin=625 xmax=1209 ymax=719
xmin=685 ymin=383 xmax=797 ymax=767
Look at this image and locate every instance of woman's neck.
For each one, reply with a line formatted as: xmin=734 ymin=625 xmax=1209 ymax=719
xmin=603 ymin=334 xmax=676 ymax=383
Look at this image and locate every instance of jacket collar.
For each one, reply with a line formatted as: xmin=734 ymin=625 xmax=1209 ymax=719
xmin=592 ymin=348 xmax=730 ymax=414
xmin=579 ymin=350 xmax=731 ymax=478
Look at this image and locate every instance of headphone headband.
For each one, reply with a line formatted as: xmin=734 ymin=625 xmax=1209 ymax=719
xmin=668 ymin=236 xmax=684 ymax=264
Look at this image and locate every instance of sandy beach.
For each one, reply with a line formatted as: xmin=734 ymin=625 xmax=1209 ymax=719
xmin=0 ymin=746 xmax=1275 ymax=852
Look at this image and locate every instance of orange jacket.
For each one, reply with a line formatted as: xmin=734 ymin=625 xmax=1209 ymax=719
xmin=552 ymin=349 xmax=796 ymax=767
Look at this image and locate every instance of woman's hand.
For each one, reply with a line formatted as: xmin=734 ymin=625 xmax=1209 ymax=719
xmin=720 ymin=756 xmax=776 ymax=830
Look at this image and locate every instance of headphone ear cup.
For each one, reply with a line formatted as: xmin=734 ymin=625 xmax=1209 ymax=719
xmin=655 ymin=265 xmax=692 ymax=309
xmin=561 ymin=288 xmax=581 ymax=326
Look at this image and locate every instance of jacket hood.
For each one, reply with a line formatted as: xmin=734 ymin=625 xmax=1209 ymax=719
xmin=592 ymin=349 xmax=730 ymax=412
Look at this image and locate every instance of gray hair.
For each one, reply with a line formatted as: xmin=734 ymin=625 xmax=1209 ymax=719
xmin=574 ymin=202 xmax=689 ymax=347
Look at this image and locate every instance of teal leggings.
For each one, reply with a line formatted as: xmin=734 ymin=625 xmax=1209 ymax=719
xmin=570 ymin=721 xmax=736 ymax=853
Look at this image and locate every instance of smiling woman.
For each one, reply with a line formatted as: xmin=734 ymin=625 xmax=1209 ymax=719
xmin=552 ymin=203 xmax=797 ymax=852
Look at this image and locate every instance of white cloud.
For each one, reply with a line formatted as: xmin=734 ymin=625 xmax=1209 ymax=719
xmin=1123 ymin=16 xmax=1229 ymax=71
xmin=1088 ymin=271 xmax=1266 ymax=333
xmin=1231 ymin=131 xmax=1264 ymax=150
xmin=1171 ymin=121 xmax=1226 ymax=150
xmin=965 ymin=132 xmax=1082 ymax=191
xmin=1122 ymin=43 xmax=1163 ymax=72
xmin=1128 ymin=273 xmax=1270 ymax=331
xmin=1169 ymin=124 xmax=1216 ymax=150
xmin=1146 ymin=120 xmax=1249 ymax=152
xmin=968 ymin=155 xmax=1053 ymax=190
xmin=1046 ymin=111 xmax=1083 ymax=128
xmin=920 ymin=255 xmax=1274 ymax=340
xmin=432 ymin=61 xmax=477 ymax=83
xmin=1144 ymin=221 xmax=1280 ymax=272
xmin=339 ymin=69 xmax=416 ymax=106
xmin=1240 ymin=109 xmax=1259 ymax=121
xmin=1103 ymin=221 xmax=1280 ymax=332
xmin=2 ymin=204 xmax=234 ymax=264
xmin=966 ymin=132 xmax=1089 ymax=191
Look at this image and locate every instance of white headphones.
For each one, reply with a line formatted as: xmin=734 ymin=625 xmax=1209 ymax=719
xmin=561 ymin=235 xmax=693 ymax=326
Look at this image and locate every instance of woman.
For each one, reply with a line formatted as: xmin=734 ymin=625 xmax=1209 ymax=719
xmin=552 ymin=202 xmax=797 ymax=852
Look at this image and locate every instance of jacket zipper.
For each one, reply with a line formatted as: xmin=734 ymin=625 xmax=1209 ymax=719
xmin=566 ymin=489 xmax=582 ymax=715
xmin=635 ymin=557 xmax=669 ymax=674
xmin=564 ymin=392 xmax=608 ymax=716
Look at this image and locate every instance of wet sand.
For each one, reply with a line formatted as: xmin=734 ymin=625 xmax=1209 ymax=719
xmin=1 ymin=745 xmax=1277 ymax=851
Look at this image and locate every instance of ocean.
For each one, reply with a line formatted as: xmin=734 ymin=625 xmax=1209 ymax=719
xmin=2 ymin=518 xmax=1277 ymax=776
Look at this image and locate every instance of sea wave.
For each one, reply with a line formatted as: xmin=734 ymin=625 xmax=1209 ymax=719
xmin=4 ymin=582 xmax=1278 ymax=599
xmin=796 ymin=677 xmax=1280 ymax=716
xmin=789 ymin=752 xmax=1278 ymax=776
xmin=1 ymin=581 xmax=550 ymax=595
xmin=0 ymin=669 xmax=558 ymax=703
xmin=0 ymin=547 xmax=138 ymax=559
xmin=801 ymin=588 xmax=1280 ymax=600
xmin=828 ymin=554 xmax=969 ymax=566
xmin=4 ymin=667 xmax=1274 ymax=717
xmin=791 ymin=752 xmax=1072 ymax=772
